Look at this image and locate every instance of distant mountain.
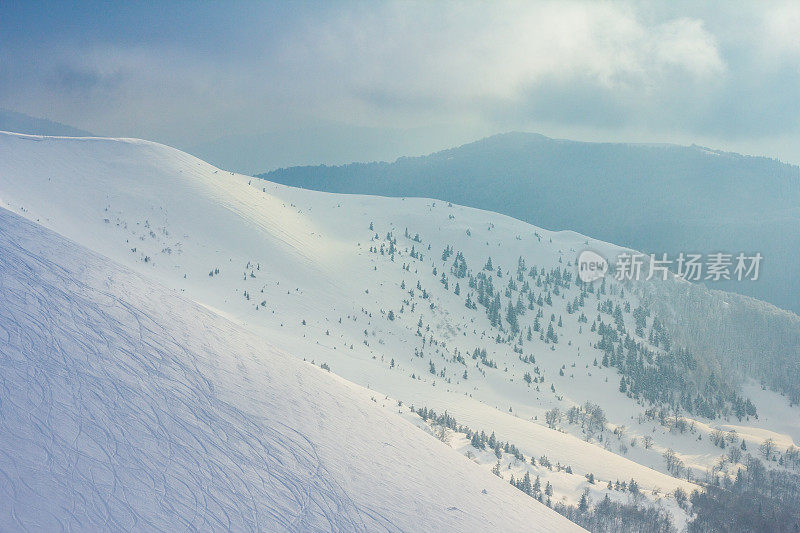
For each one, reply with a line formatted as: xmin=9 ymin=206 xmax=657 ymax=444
xmin=0 ymin=108 xmax=93 ymax=137
xmin=186 ymin=122 xmax=472 ymax=175
xmin=260 ymin=132 xmax=800 ymax=314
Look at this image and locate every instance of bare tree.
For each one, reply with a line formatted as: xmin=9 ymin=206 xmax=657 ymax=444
xmin=545 ymin=407 xmax=562 ymax=429
xmin=434 ymin=424 xmax=450 ymax=445
xmin=760 ymin=438 xmax=776 ymax=460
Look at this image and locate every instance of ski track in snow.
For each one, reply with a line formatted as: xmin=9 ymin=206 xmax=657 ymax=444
xmin=0 ymin=216 xmax=383 ymax=532
xmin=0 ymin=209 xmax=581 ymax=532
xmin=14 ymin=131 xmax=800 ymax=526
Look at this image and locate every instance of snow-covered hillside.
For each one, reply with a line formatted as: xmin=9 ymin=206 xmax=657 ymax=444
xmin=0 ymin=207 xmax=581 ymax=531
xmin=1 ymin=131 xmax=798 ymax=527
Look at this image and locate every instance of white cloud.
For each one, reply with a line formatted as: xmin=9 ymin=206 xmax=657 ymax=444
xmin=284 ymin=1 xmax=725 ymax=112
xmin=761 ymin=2 xmax=800 ymax=59
xmin=4 ymin=1 xmax=799 ymax=165
xmin=652 ymin=18 xmax=725 ymax=78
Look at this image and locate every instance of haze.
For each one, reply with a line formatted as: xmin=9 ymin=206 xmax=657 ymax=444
xmin=2 ymin=1 xmax=799 ymax=172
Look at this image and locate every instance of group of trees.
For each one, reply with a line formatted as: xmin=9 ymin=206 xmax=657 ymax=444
xmin=411 ymin=402 xmax=800 ymax=533
xmin=411 ymin=406 xmax=525 ymax=461
xmin=369 ymin=225 xmax=799 ymax=532
xmin=359 ymin=218 xmax=800 ymax=533
xmin=510 ymin=471 xmax=552 ymax=502
xmin=411 ymin=404 xmax=678 ymax=533
xmin=566 ymin=402 xmax=608 ymax=434
xmin=463 ymin=255 xmax=567 ymax=342
xmin=687 ymin=455 xmax=800 ymax=532
xmin=432 ymin=239 xmax=760 ymax=422
xmin=553 ymin=494 xmax=675 ymax=533
xmin=595 ymin=310 xmax=756 ymax=420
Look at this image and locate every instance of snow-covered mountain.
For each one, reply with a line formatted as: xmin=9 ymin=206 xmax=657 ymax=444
xmin=260 ymin=132 xmax=800 ymax=315
xmin=0 ymin=207 xmax=581 ymax=531
xmin=1 ymin=131 xmax=799 ymax=529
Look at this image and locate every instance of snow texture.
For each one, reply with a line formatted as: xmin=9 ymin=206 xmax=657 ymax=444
xmin=0 ymin=208 xmax=581 ymax=531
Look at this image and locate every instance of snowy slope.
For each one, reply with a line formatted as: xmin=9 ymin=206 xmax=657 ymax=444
xmin=0 ymin=207 xmax=582 ymax=531
xmin=1 ymin=131 xmax=798 ymax=519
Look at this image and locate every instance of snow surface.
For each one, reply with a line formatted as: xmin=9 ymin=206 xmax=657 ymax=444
xmin=0 ymin=207 xmax=581 ymax=531
xmin=1 ymin=131 xmax=798 ymax=524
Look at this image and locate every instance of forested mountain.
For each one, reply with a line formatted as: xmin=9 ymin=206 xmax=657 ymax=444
xmin=261 ymin=132 xmax=800 ymax=314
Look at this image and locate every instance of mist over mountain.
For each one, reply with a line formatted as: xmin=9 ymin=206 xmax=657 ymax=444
xmin=0 ymin=109 xmax=93 ymax=137
xmin=186 ymin=123 xmax=476 ymax=175
xmin=261 ymin=132 xmax=800 ymax=314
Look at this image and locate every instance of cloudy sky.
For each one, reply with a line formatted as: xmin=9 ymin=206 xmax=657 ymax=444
xmin=2 ymin=1 xmax=799 ymax=172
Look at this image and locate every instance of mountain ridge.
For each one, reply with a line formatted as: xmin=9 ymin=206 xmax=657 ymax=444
xmin=260 ymin=131 xmax=800 ymax=314
xmin=261 ymin=131 xmax=796 ymax=172
xmin=3 ymin=131 xmax=800 ymax=529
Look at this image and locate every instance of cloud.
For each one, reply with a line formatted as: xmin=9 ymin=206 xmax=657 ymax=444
xmin=653 ymin=17 xmax=725 ymax=78
xmin=761 ymin=2 xmax=800 ymax=59
xmin=287 ymin=3 xmax=724 ymax=111
xmin=0 ymin=1 xmax=798 ymax=166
